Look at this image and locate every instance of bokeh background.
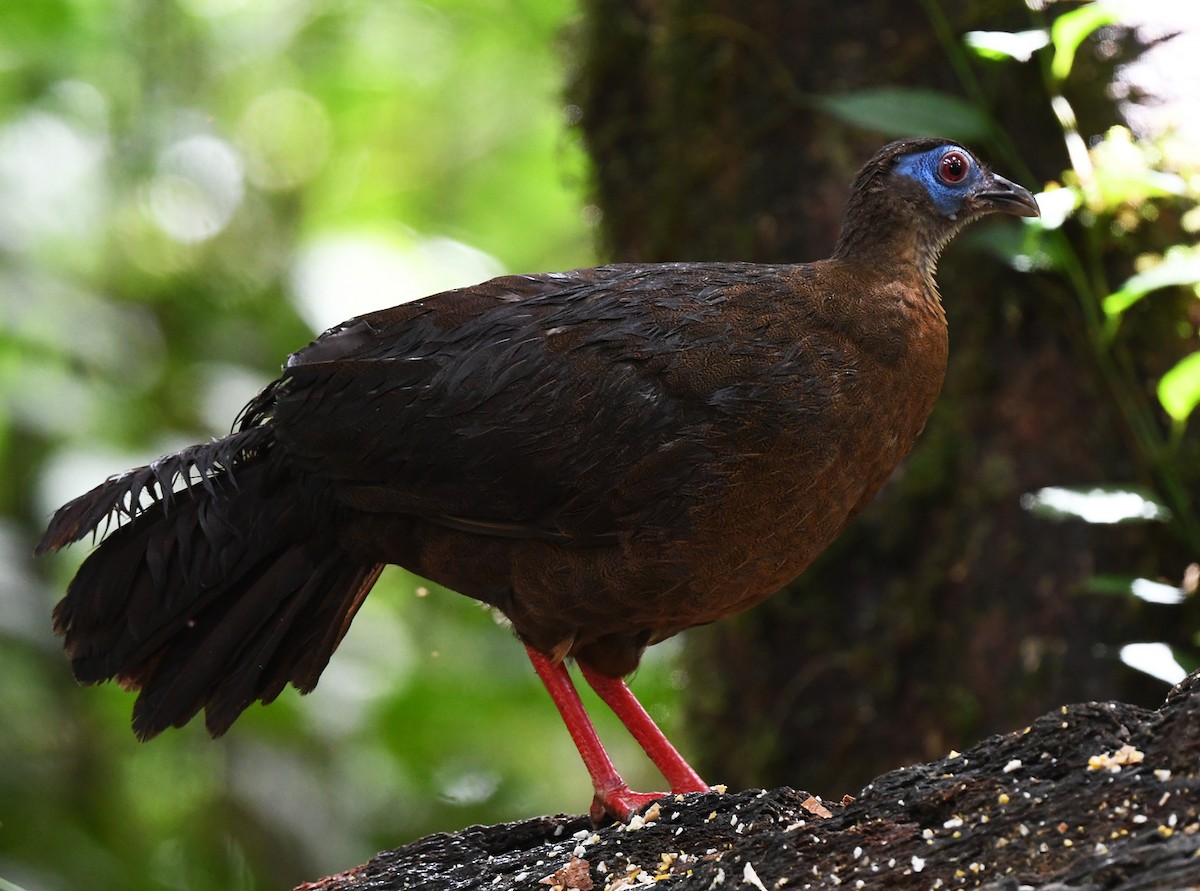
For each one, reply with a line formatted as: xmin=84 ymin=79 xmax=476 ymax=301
xmin=1 ymin=2 xmax=687 ymax=889
xmin=3 ymin=2 xmax=1199 ymax=890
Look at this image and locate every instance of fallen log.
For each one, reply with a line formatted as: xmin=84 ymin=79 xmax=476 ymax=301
xmin=301 ymin=672 xmax=1200 ymax=890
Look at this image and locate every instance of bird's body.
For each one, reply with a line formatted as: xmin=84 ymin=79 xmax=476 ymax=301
xmin=291 ymin=258 xmax=947 ymax=671
xmin=39 ymin=138 xmax=1038 ymax=820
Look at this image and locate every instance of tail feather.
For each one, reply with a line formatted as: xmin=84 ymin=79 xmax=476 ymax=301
xmin=41 ymin=427 xmax=384 ymax=739
xmin=36 ymin=427 xmax=271 ymax=557
xmin=198 ymin=557 xmax=382 ymax=736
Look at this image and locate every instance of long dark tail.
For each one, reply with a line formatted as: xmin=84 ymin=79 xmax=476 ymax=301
xmin=37 ymin=426 xmax=383 ymax=739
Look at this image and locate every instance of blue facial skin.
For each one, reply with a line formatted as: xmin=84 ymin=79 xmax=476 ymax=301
xmin=894 ymin=145 xmax=982 ymax=219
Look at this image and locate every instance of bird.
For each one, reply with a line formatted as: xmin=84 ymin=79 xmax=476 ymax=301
xmin=37 ymin=137 xmax=1038 ymax=824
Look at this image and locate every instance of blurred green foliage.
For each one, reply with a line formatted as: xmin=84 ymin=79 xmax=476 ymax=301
xmin=835 ymin=6 xmax=1200 ymax=681
xmin=817 ymin=4 xmax=1200 ymax=584
xmin=959 ymin=3 xmax=1200 ymax=678
xmin=0 ymin=2 xmax=691 ymax=889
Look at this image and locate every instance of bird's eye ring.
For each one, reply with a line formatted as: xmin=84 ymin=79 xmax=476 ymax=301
xmin=939 ymin=151 xmax=970 ymax=185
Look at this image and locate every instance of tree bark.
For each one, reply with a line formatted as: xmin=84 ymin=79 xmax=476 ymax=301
xmin=566 ymin=0 xmax=1193 ymax=794
xmin=299 ymin=673 xmax=1200 ymax=890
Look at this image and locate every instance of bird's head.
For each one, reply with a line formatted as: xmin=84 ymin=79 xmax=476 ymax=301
xmin=891 ymin=140 xmax=1040 ymax=223
xmin=834 ymin=138 xmax=1039 ymax=266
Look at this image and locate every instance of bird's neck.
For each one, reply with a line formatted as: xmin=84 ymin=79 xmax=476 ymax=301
xmin=832 ymin=208 xmax=956 ymax=317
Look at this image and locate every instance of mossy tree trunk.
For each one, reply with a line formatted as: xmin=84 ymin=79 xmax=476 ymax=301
xmin=567 ymin=0 xmax=1192 ymax=794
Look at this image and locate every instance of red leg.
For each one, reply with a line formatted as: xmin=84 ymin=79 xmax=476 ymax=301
xmin=525 ymin=644 xmax=667 ymax=823
xmin=577 ymin=660 xmax=707 ymax=794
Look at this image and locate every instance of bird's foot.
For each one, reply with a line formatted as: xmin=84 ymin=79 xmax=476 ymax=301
xmin=590 ymin=786 xmax=670 ymax=825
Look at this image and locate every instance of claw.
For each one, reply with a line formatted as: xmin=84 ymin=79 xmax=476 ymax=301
xmin=525 ymin=644 xmax=708 ymax=824
xmin=591 ymin=788 xmax=667 ymax=825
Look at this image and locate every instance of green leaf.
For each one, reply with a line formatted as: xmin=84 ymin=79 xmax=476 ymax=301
xmin=1083 ymin=574 xmax=1186 ymax=604
xmin=1158 ymin=351 xmax=1200 ymax=423
xmin=1173 ymin=646 xmax=1200 ymax=675
xmin=964 ymin=29 xmax=1050 ymax=63
xmin=965 ymin=220 xmax=1072 ymax=274
xmin=819 ymin=88 xmax=990 ymax=141
xmin=1103 ymin=250 xmax=1200 ymax=317
xmin=1091 ymin=163 xmax=1187 ymax=209
xmin=1051 ymin=2 xmax=1121 ymax=81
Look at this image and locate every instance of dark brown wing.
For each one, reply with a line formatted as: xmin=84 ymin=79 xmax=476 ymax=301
xmin=252 ymin=262 xmax=819 ymax=542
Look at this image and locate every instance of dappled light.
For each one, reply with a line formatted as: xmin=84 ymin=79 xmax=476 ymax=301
xmin=3 ymin=2 xmax=600 ymax=889
xmin=1128 ymin=577 xmax=1186 ymax=606
xmin=148 ymin=135 xmax=246 ymax=243
xmin=0 ymin=110 xmax=108 ymax=248
xmin=239 ymin=88 xmax=333 ymax=191
xmin=289 ymin=231 xmax=504 ymax=332
xmin=1119 ymin=642 xmax=1188 ymax=686
xmin=1020 ymin=485 xmax=1171 ymax=524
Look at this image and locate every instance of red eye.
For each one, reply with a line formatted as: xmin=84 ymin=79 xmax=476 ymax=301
xmin=939 ymin=151 xmax=970 ymax=185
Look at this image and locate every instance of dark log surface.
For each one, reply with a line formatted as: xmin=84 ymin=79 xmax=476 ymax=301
xmin=299 ymin=673 xmax=1200 ymax=890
